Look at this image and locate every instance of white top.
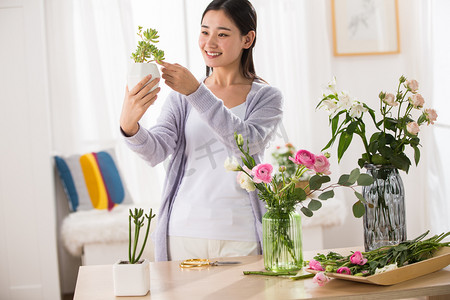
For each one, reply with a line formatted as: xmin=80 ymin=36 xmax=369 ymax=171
xmin=168 ymin=102 xmax=256 ymax=241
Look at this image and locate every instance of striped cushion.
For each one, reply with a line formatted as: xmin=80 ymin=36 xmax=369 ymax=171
xmin=54 ymin=149 xmax=132 ymax=212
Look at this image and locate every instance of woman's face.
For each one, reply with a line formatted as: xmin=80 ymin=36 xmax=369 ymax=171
xmin=199 ymin=10 xmax=253 ymax=70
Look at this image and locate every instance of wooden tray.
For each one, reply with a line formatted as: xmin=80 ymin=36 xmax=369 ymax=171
xmin=306 ymin=247 xmax=450 ymax=285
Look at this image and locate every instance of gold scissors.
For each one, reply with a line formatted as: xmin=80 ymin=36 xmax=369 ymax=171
xmin=179 ymin=258 xmax=241 ymax=268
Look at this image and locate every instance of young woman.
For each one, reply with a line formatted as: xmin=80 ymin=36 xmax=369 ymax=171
xmin=120 ymin=0 xmax=283 ymax=261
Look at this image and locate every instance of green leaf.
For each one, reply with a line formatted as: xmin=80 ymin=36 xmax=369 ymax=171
xmin=378 ymin=146 xmax=393 ymax=159
xmin=357 ymin=174 xmax=374 ymax=186
xmin=309 ymin=175 xmax=330 ymax=190
xmin=413 ymin=145 xmax=420 ymax=166
xmin=369 ymin=132 xmax=381 ymax=144
xmin=346 ymin=121 xmax=358 ymax=134
xmin=308 ymin=199 xmax=322 ymax=211
xmin=300 ymin=207 xmax=313 ymax=217
xmin=293 ymin=188 xmax=307 ymax=201
xmin=338 ymin=174 xmax=351 ymax=186
xmin=352 ymin=201 xmax=366 ymax=218
xmin=348 ymin=168 xmax=360 ymax=184
xmin=368 ymin=140 xmax=379 ymax=155
xmin=390 ymin=153 xmax=410 ymax=173
xmin=318 ymin=190 xmax=334 ymax=200
xmin=372 ymin=154 xmax=389 ymax=165
xmin=331 ymin=116 xmax=339 ymax=136
xmin=337 ymin=132 xmax=353 ymax=162
xmin=354 ymin=191 xmax=366 ymax=203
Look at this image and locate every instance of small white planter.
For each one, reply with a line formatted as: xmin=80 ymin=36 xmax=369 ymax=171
xmin=113 ymin=259 xmax=150 ymax=296
xmin=127 ymin=62 xmax=160 ymax=92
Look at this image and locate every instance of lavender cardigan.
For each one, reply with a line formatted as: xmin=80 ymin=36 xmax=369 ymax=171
xmin=123 ymin=80 xmax=283 ymax=261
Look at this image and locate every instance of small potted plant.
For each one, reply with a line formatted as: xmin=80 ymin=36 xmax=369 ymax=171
xmin=113 ymin=208 xmax=156 ymax=296
xmin=127 ymin=26 xmax=165 ymax=92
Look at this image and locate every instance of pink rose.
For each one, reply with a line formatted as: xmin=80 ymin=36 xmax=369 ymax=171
xmin=289 ymin=149 xmax=315 ymax=168
xmin=383 ymin=93 xmax=398 ymax=106
xmin=406 ymin=122 xmax=420 ymax=135
xmin=350 ymin=251 xmax=368 ymax=265
xmin=406 ymin=79 xmax=419 ymax=93
xmin=425 ymin=108 xmax=438 ymax=125
xmin=251 ymin=164 xmax=273 ymax=184
xmin=337 ymin=267 xmax=352 ymax=275
xmin=312 ymin=272 xmax=330 ymax=286
xmin=409 ymin=94 xmax=425 ymax=108
xmin=313 ymin=155 xmax=331 ymax=175
xmin=309 ymin=259 xmax=324 ymax=271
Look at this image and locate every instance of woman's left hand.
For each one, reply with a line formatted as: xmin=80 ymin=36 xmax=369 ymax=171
xmin=158 ymin=61 xmax=200 ymax=96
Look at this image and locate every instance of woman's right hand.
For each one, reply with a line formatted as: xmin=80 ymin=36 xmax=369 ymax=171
xmin=120 ymin=75 xmax=161 ymax=136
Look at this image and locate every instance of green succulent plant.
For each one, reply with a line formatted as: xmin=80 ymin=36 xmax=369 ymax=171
xmin=128 ymin=208 xmax=156 ymax=264
xmin=130 ymin=26 xmax=165 ymax=63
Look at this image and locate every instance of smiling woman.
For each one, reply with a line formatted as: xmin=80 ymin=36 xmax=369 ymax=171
xmin=120 ymin=0 xmax=284 ymax=262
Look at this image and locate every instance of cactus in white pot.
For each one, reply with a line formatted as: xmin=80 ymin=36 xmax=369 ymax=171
xmin=113 ymin=208 xmax=156 ymax=296
xmin=128 ymin=26 xmax=165 ymax=92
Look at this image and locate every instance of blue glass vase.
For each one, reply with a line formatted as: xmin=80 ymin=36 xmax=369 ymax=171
xmin=362 ymin=164 xmax=407 ymax=251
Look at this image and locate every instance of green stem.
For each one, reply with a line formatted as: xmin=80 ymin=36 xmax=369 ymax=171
xmin=128 ymin=215 xmax=132 ymax=263
xmin=243 ymin=270 xmax=299 ymax=276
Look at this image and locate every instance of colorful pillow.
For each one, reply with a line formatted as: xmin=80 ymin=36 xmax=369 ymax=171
xmin=54 ymin=149 xmax=132 ymax=212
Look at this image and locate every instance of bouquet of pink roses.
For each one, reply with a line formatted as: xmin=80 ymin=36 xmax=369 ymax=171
xmin=225 ymin=133 xmax=374 ymax=217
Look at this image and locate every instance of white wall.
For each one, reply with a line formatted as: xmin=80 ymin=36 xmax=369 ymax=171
xmin=316 ymin=0 xmax=431 ymax=248
xmin=0 ymin=0 xmax=60 ymax=299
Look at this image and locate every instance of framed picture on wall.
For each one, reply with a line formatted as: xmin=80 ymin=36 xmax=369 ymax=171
xmin=331 ymin=0 xmax=400 ymax=56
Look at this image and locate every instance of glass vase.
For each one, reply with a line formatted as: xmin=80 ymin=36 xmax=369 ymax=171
xmin=362 ymin=164 xmax=406 ymax=251
xmin=262 ymin=209 xmax=303 ymax=272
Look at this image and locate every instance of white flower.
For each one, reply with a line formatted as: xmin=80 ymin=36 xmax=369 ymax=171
xmin=383 ymin=93 xmax=398 ymax=106
xmin=236 ymin=171 xmax=256 ymax=192
xmin=337 ymin=91 xmax=354 ymax=111
xmin=224 ymin=156 xmax=240 ymax=171
xmin=349 ymin=102 xmax=367 ymax=118
xmin=321 ymin=99 xmax=339 ymax=116
xmin=406 ymin=79 xmax=419 ymax=93
xmin=406 ymin=121 xmax=420 ymax=135
xmin=375 ymin=263 xmax=398 ymax=274
xmin=326 ymin=76 xmax=337 ymax=94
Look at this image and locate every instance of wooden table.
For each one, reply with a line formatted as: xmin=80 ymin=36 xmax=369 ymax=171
xmin=73 ymin=248 xmax=450 ymax=299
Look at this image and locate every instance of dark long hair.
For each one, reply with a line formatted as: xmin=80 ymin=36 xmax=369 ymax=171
xmin=202 ymin=0 xmax=258 ymax=80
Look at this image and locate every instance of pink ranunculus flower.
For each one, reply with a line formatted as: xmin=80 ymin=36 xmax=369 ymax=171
xmin=409 ymin=94 xmax=425 ymax=108
xmin=337 ymin=267 xmax=352 ymax=275
xmin=425 ymin=108 xmax=438 ymax=125
xmin=309 ymin=259 xmax=325 ymax=271
xmin=312 ymin=272 xmax=330 ymax=286
xmin=406 ymin=79 xmax=419 ymax=93
xmin=383 ymin=93 xmax=398 ymax=106
xmin=313 ymin=154 xmax=331 ymax=175
xmin=289 ymin=149 xmax=315 ymax=168
xmin=407 ymin=121 xmax=420 ymax=135
xmin=350 ymin=251 xmax=368 ymax=265
xmin=251 ymin=163 xmax=273 ymax=184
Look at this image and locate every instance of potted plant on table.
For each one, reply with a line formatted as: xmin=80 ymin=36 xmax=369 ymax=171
xmin=225 ymin=133 xmax=374 ymax=272
xmin=128 ymin=26 xmax=165 ymax=92
xmin=317 ymin=76 xmax=438 ymax=251
xmin=113 ymin=208 xmax=156 ymax=296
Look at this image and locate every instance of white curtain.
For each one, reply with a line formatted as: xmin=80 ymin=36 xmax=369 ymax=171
xmin=428 ymin=0 xmax=450 ymax=233
xmin=46 ymin=0 xmax=164 ymax=207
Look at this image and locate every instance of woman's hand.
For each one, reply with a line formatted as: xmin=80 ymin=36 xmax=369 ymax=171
xmin=120 ymin=75 xmax=160 ymax=136
xmin=158 ymin=61 xmax=200 ymax=95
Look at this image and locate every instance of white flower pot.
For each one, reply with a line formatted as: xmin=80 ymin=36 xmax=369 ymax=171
xmin=127 ymin=62 xmax=160 ymax=92
xmin=113 ymin=259 xmax=150 ymax=296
